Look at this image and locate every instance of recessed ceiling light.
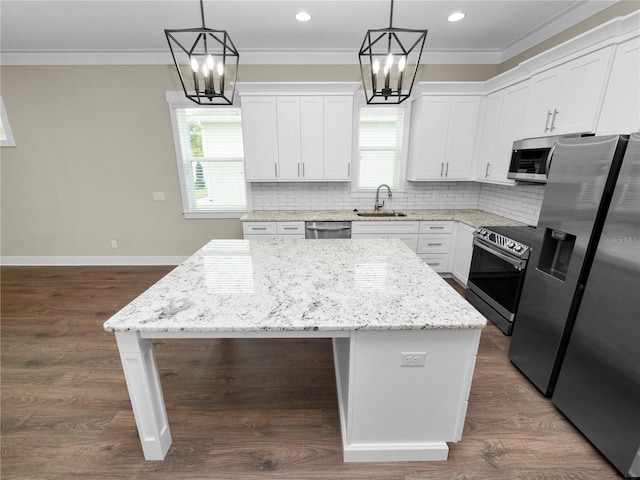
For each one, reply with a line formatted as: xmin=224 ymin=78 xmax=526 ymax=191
xmin=295 ymin=11 xmax=311 ymax=22
xmin=448 ymin=12 xmax=466 ymax=22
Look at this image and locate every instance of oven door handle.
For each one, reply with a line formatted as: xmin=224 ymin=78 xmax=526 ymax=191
xmin=473 ymin=239 xmax=526 ymax=270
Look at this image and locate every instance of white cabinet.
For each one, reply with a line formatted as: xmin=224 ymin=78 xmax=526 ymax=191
xmin=522 ymin=47 xmax=614 ymax=137
xmin=408 ymin=96 xmax=481 ymax=181
xmin=242 ymin=94 xmax=353 ymax=182
xmin=417 ymin=221 xmax=453 ymax=272
xmin=243 ymin=221 xmax=305 ymax=240
xmin=351 ymin=221 xmax=419 ymax=252
xmin=476 ymin=81 xmax=529 ymax=184
xmin=451 ymin=223 xmax=475 ymax=286
xmin=241 ymin=97 xmax=280 ymax=181
xmin=597 ymin=36 xmax=640 ymax=135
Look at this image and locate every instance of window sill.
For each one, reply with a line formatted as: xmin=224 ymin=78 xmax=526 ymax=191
xmin=183 ymin=211 xmax=247 ymax=219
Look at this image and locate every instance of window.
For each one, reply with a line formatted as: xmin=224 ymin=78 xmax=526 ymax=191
xmin=167 ymin=93 xmax=247 ymax=218
xmin=0 ymin=96 xmax=16 ymax=147
xmin=356 ymin=106 xmax=406 ymax=190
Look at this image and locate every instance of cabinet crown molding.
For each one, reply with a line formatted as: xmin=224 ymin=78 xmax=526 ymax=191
xmin=235 ymin=82 xmax=360 ymax=96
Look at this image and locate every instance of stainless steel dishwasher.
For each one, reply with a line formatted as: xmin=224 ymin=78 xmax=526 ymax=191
xmin=304 ymin=221 xmax=351 ymax=239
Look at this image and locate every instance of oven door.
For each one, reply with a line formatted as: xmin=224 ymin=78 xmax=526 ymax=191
xmin=467 ymin=239 xmax=527 ymax=334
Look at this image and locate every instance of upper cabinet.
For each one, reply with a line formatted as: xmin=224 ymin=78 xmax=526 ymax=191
xmin=238 ymin=83 xmax=358 ymax=182
xmin=521 ymin=46 xmax=614 ymax=138
xmin=596 ymin=36 xmax=640 ymax=135
xmin=407 ymin=94 xmax=482 ymax=181
xmin=476 ymin=81 xmax=529 ymax=184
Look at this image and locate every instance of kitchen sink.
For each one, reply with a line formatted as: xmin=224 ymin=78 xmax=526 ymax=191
xmin=356 ymin=211 xmax=407 ymax=218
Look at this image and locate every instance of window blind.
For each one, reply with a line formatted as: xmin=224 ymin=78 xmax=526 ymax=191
xmin=358 ymin=107 xmax=404 ymax=189
xmin=175 ymin=107 xmax=247 ymax=212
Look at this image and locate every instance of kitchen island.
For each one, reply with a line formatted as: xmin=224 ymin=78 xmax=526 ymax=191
xmin=104 ymin=239 xmax=486 ymax=462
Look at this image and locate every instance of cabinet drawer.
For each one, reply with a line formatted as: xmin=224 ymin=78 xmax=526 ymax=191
xmin=276 ymin=222 xmax=305 ymax=235
xmin=351 ymin=233 xmax=418 ymax=252
xmin=419 ymin=221 xmax=453 ymax=234
xmin=417 ymin=234 xmax=452 ymax=254
xmin=243 ymin=234 xmax=278 ymax=241
xmin=418 ymin=254 xmax=450 ymax=273
xmin=351 ymin=221 xmax=419 ymax=235
xmin=243 ymin=222 xmax=277 ymax=235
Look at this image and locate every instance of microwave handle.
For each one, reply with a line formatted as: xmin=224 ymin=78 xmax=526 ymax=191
xmin=545 ymin=143 xmax=557 ymax=178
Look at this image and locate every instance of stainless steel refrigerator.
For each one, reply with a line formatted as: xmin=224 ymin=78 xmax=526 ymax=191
xmin=508 ymin=133 xmax=640 ymax=478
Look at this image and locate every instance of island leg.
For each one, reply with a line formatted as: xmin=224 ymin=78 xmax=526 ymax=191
xmin=115 ymin=332 xmax=172 ymax=460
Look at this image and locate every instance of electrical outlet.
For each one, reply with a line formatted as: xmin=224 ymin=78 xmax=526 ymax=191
xmin=110 ymin=239 xmax=118 ymax=249
xmin=400 ymin=352 xmax=426 ymax=367
xmin=152 ymin=191 xmax=166 ymax=201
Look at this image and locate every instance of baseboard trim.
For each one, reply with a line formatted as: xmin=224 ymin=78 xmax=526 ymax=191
xmin=0 ymin=256 xmax=188 ymax=266
xmin=343 ymin=442 xmax=450 ymax=462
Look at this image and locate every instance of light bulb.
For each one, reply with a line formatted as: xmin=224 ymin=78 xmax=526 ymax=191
xmin=190 ymin=57 xmax=199 ymax=73
xmin=372 ymin=59 xmax=380 ymax=74
xmin=385 ymin=53 xmax=394 ymax=70
xmin=398 ymin=56 xmax=406 ymax=72
xmin=217 ymin=62 xmax=224 ymax=75
xmin=202 ymin=65 xmax=209 ymax=77
xmin=206 ymin=55 xmax=215 ymax=70
xmin=448 ymin=12 xmax=465 ymax=22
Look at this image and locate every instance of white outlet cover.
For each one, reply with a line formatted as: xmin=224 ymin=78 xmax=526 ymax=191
xmin=400 ymin=352 xmax=426 ymax=367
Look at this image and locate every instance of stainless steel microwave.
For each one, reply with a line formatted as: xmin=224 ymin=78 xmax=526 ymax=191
xmin=508 ymin=133 xmax=591 ymax=183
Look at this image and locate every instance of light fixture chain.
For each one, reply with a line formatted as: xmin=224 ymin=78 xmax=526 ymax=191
xmin=389 ymin=0 xmax=394 ymax=28
xmin=199 ymin=0 xmax=206 ymax=29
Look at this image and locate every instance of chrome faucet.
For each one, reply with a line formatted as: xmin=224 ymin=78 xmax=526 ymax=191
xmin=374 ymin=184 xmax=392 ymax=211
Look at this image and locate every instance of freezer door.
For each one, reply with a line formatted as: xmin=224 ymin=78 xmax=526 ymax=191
xmin=509 ymin=135 xmax=627 ymax=395
xmin=552 ymin=132 xmax=640 ymax=478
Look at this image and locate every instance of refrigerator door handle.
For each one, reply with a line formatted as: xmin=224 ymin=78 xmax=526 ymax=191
xmin=545 ymin=143 xmax=557 ymax=178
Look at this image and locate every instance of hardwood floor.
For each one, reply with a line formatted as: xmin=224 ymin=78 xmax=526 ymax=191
xmin=1 ymin=266 xmax=621 ymax=479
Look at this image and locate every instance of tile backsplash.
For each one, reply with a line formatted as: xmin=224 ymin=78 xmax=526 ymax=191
xmin=250 ymin=181 xmax=545 ymax=226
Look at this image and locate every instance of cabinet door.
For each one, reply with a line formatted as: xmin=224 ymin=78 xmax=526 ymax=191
xmin=407 ymin=97 xmax=451 ymax=180
xmin=276 ymin=97 xmax=302 ymax=180
xmin=300 ymin=97 xmax=324 ymax=180
xmin=522 ymin=69 xmax=562 ymax=138
xmin=444 ymin=97 xmax=481 ymax=180
xmin=242 ymin=97 xmax=279 ymax=181
xmin=476 ymin=90 xmax=504 ymax=181
xmin=323 ymin=96 xmax=353 ymax=180
xmin=597 ymin=37 xmax=640 ymax=135
xmin=451 ymin=223 xmax=475 ymax=286
xmin=554 ymin=46 xmax=613 ymax=135
xmin=490 ymin=82 xmax=529 ymax=182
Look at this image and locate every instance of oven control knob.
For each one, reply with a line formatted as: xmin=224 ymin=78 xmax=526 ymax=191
xmin=514 ymin=245 xmax=523 ymax=252
xmin=508 ymin=242 xmax=516 ymax=249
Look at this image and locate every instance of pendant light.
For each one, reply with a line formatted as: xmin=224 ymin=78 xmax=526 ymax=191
xmin=165 ymin=0 xmax=239 ymax=105
xmin=358 ymin=0 xmax=427 ymax=104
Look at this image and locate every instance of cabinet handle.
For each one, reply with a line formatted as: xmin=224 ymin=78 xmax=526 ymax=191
xmin=485 ymin=162 xmax=491 ymax=178
xmin=430 ymin=226 xmax=445 ymax=230
xmin=550 ymin=109 xmax=558 ymax=132
xmin=252 ymin=227 xmax=268 ymax=231
xmin=445 ymin=162 xmax=449 ymax=177
xmin=303 ymin=163 xmax=305 ymax=177
xmin=427 ymin=243 xmax=443 ymax=246
xmin=544 ymin=110 xmax=553 ymax=132
xmin=283 ymin=227 xmax=298 ymax=230
xmin=298 ymin=163 xmax=300 ymax=177
xmin=440 ymin=163 xmax=444 ymax=177
xmin=348 ymin=162 xmax=351 ymax=177
xmin=275 ymin=163 xmax=278 ymax=177
xmin=427 ymin=262 xmax=440 ymax=266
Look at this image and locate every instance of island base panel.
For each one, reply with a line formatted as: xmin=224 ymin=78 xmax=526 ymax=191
xmin=115 ymin=332 xmax=172 ymax=460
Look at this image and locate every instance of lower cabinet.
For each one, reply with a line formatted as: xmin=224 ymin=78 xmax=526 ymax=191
xmin=417 ymin=221 xmax=453 ymax=273
xmin=351 ymin=221 xmax=419 ymax=252
xmin=243 ymin=221 xmax=305 ymax=240
xmin=451 ymin=223 xmax=475 ymax=286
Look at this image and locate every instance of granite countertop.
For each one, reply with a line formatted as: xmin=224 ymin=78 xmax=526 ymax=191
xmin=103 ymin=239 xmax=486 ymax=334
xmin=240 ymin=209 xmax=526 ymax=228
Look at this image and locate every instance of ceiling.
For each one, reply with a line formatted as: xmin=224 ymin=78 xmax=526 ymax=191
xmin=0 ymin=0 xmax=621 ymax=65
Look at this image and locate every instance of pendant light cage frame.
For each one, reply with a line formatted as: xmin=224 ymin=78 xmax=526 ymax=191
xmin=358 ymin=2 xmax=427 ymax=105
xmin=165 ymin=1 xmax=239 ymax=105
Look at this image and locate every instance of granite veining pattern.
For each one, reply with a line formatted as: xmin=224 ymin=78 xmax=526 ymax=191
xmin=103 ymin=239 xmax=486 ymax=334
xmin=240 ymin=209 xmax=526 ymax=227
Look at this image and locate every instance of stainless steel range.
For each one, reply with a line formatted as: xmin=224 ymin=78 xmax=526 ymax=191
xmin=466 ymin=226 xmax=535 ymax=335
